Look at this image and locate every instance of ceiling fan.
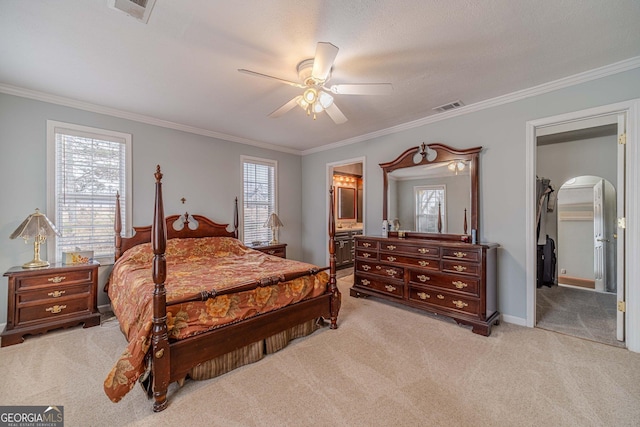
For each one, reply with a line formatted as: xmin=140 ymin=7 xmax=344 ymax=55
xmin=238 ymin=42 xmax=393 ymax=124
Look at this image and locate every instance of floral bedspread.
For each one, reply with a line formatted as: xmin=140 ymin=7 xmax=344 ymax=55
xmin=104 ymin=236 xmax=328 ymax=402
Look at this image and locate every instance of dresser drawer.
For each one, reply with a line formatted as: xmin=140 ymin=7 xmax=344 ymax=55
xmin=14 ymin=269 xmax=94 ymax=290
xmin=355 ymin=239 xmax=378 ymax=250
xmin=17 ymin=283 xmax=92 ymax=304
xmin=356 ymin=261 xmax=403 ymax=280
xmin=442 ymin=260 xmax=480 ymax=276
xmin=379 ymin=242 xmax=440 ymax=257
xmin=442 ymin=248 xmax=480 ymax=262
xmin=355 ymin=249 xmax=378 ymax=260
xmin=408 ymin=287 xmax=480 ymax=316
xmin=17 ymin=297 xmax=91 ymax=325
xmin=354 ymin=275 xmax=404 ymax=298
xmin=379 ymin=253 xmax=439 ymax=270
xmin=408 ymin=270 xmax=479 ymax=296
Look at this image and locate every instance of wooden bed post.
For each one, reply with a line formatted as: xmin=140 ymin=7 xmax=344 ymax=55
xmin=329 ymin=186 xmax=340 ymax=329
xmin=234 ymin=197 xmax=239 ymax=239
xmin=114 ymin=192 xmax=122 ymax=260
xmin=151 ymin=166 xmax=170 ymax=412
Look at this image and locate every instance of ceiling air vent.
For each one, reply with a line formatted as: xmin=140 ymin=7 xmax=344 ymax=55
xmin=109 ymin=0 xmax=156 ymax=23
xmin=433 ymin=100 xmax=465 ymax=113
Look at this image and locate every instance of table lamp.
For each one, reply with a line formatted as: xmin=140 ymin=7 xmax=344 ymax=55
xmin=10 ymin=208 xmax=61 ymax=268
xmin=263 ymin=213 xmax=283 ymax=244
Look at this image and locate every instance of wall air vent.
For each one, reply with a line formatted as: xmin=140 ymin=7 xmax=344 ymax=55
xmin=109 ymin=0 xmax=156 ymax=23
xmin=433 ymin=100 xmax=465 ymax=113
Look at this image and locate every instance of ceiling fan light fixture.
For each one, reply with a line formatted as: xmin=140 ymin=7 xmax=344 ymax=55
xmin=313 ymin=102 xmax=324 ymax=114
xmin=318 ymin=91 xmax=334 ymax=109
xmin=303 ymin=88 xmax=318 ymax=104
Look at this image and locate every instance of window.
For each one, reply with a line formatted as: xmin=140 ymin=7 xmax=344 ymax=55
xmin=242 ymin=156 xmax=277 ymax=244
xmin=47 ymin=121 xmax=132 ymax=264
xmin=415 ymin=185 xmax=446 ymax=233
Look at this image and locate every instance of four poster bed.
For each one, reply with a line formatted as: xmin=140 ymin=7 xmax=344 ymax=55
xmin=104 ymin=166 xmax=339 ymax=411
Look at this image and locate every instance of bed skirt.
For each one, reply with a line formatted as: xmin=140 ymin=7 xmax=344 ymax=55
xmin=188 ymin=318 xmax=322 ymax=381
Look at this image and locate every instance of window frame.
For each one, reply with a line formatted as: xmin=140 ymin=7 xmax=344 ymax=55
xmin=414 ymin=184 xmax=446 ymax=233
xmin=241 ymin=155 xmax=278 ymax=245
xmin=46 ymin=120 xmax=132 ymax=265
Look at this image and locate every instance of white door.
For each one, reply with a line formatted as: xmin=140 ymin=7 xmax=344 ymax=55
xmin=593 ymin=179 xmax=605 ymax=292
xmin=616 ymin=113 xmax=626 ymax=342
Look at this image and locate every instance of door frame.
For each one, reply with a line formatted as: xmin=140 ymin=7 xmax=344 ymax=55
xmin=326 ymin=156 xmax=366 ymax=266
xmin=525 ymin=99 xmax=640 ymax=352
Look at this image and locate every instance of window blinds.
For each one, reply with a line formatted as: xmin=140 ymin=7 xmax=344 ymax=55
xmin=54 ymin=127 xmax=128 ymax=261
xmin=242 ymin=158 xmax=276 ymax=244
xmin=415 ymin=185 xmax=446 ymax=233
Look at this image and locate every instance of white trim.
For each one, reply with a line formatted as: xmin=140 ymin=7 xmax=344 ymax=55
xmin=525 ymin=99 xmax=640 ymax=352
xmin=325 ymin=156 xmax=366 ymax=266
xmin=2 ymin=57 xmax=639 ymax=157
xmin=46 ymin=120 xmax=133 ymax=265
xmin=303 ymin=56 xmax=640 ymax=155
xmin=501 ymin=314 xmax=527 ymax=327
xmin=240 ymin=155 xmax=278 ymax=244
xmin=0 ymin=84 xmax=300 ymax=155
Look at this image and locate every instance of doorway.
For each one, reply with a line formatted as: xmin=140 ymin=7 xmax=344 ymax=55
xmin=326 ymin=157 xmax=366 ymax=270
xmin=525 ymin=98 xmax=640 ymax=352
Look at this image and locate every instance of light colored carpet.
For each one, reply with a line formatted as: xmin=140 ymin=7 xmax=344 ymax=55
xmin=1 ymin=275 xmax=639 ymax=426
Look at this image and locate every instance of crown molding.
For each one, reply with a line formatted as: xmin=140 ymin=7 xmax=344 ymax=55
xmin=0 ymin=84 xmax=302 ymax=155
xmin=302 ymin=55 xmax=640 ymax=155
xmin=2 ymin=56 xmax=639 ymax=157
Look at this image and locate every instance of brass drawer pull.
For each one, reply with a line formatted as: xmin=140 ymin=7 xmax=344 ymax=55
xmin=452 ymin=300 xmax=468 ymax=309
xmin=376 ymin=265 xmax=382 ymax=270
xmin=267 ymin=250 xmax=275 ymax=254
xmin=361 ymin=279 xmax=370 ymax=286
xmin=48 ymin=290 xmax=66 ymax=298
xmin=385 ymin=285 xmax=396 ymax=292
xmin=387 ymin=256 xmax=396 ymax=262
xmin=386 ymin=245 xmax=396 ymax=250
xmin=362 ymin=265 xmax=371 ymax=271
xmin=437 ymin=294 xmax=445 ymax=299
xmin=417 ymin=275 xmax=430 ymax=282
xmin=453 ymin=265 xmax=467 ymax=272
xmin=418 ymin=261 xmax=429 ymax=267
xmin=363 ymin=253 xmax=371 ymax=258
xmin=453 ymin=252 xmax=467 ymax=258
xmin=48 ymin=276 xmax=66 ymax=284
xmin=417 ymin=292 xmax=430 ymax=300
xmin=452 ymin=281 xmax=468 ymax=289
xmin=386 ymin=269 xmax=397 ymax=276
xmin=45 ymin=305 xmax=67 ymax=314
xmin=363 ymin=242 xmax=372 ymax=248
xmin=418 ymin=248 xmax=430 ymax=254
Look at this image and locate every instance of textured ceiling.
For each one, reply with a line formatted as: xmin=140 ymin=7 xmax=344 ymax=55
xmin=1 ymin=0 xmax=639 ymax=153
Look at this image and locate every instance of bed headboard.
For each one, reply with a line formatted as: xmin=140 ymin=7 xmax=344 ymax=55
xmin=114 ymin=190 xmax=239 ymax=260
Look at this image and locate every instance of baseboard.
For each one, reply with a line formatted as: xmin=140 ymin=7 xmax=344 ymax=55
xmin=501 ymin=313 xmax=527 ymax=327
xmin=558 ymin=275 xmax=595 ymax=289
xmin=98 ymin=303 xmax=112 ymax=313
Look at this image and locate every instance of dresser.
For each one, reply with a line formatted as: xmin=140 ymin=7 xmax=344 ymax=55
xmin=351 ymin=236 xmax=499 ymax=336
xmin=2 ymin=262 xmax=101 ymax=347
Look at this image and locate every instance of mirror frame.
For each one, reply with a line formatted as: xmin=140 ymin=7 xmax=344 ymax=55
xmin=381 ymin=143 xmax=482 ymax=241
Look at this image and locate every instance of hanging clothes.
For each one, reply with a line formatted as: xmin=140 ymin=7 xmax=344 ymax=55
xmin=536 ymin=177 xmax=554 ymax=245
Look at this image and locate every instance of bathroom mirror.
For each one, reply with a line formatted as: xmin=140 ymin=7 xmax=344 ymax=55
xmin=337 ymin=187 xmax=356 ymax=220
xmin=381 ymin=143 xmax=481 ymax=241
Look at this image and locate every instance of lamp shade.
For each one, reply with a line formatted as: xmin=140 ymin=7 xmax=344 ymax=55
xmin=263 ymin=213 xmax=283 ymax=244
xmin=10 ymin=209 xmax=60 ymax=268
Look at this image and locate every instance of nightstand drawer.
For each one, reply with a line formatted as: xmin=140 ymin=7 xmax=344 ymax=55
xmin=15 ymin=269 xmax=94 ymax=290
xmin=250 ymin=243 xmax=287 ymax=258
xmin=17 ymin=283 xmax=92 ymax=304
xmin=261 ymin=247 xmax=285 ymax=257
xmin=18 ymin=297 xmax=91 ymax=324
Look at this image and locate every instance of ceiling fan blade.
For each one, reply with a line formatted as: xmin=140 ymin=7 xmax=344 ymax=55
xmin=269 ymin=95 xmax=302 ymax=118
xmin=324 ymin=102 xmax=348 ymax=124
xmin=238 ymin=69 xmax=306 ymax=89
xmin=327 ymin=83 xmax=393 ymax=95
xmin=311 ymin=42 xmax=339 ymax=82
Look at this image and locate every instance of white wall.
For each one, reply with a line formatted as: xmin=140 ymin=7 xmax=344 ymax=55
xmin=0 ymin=93 xmax=303 ymax=323
xmin=301 ymin=67 xmax=640 ymax=322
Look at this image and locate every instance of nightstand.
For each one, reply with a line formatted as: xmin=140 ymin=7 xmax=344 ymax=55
xmin=249 ymin=243 xmax=287 ymax=258
xmin=2 ymin=261 xmax=101 ymax=347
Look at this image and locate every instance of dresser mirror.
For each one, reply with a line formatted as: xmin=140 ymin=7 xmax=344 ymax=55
xmin=381 ymin=143 xmax=481 ymax=241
